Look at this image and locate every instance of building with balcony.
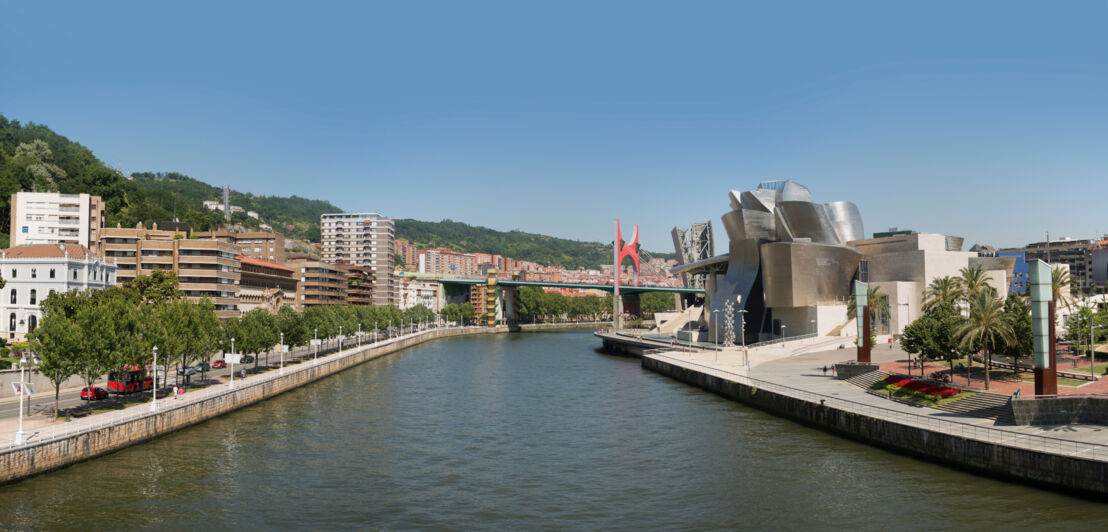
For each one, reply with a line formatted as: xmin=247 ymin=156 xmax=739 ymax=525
xmin=9 ymin=192 xmax=105 ymax=250
xmin=320 ymin=212 xmax=397 ymax=306
xmin=419 ymin=249 xmax=479 ymax=277
xmin=288 ymin=255 xmax=346 ymax=308
xmin=336 ymin=264 xmax=375 ymax=305
xmin=100 ymin=224 xmax=241 ymax=319
xmin=238 ymin=256 xmax=298 ymax=314
xmin=0 ymin=244 xmax=117 ymax=340
xmin=194 ymin=230 xmax=286 ymax=263
xmin=398 ymin=275 xmax=440 ymax=312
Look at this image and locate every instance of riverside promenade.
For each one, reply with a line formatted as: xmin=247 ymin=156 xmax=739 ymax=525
xmin=616 ymin=332 xmax=1108 ymax=498
xmin=0 ymin=322 xmax=603 ymax=485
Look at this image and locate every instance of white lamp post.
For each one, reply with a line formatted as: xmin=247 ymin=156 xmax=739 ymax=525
xmin=781 ymin=324 xmax=786 ymax=346
xmin=150 ymin=346 xmax=159 ymax=411
xmin=739 ymin=309 xmax=748 ymax=366
xmin=314 ymin=328 xmax=319 ymax=364
xmin=280 ymin=332 xmax=285 ymax=375
xmin=14 ymin=354 xmax=35 ymax=445
xmin=229 ymin=338 xmax=236 ymax=389
xmin=339 ymin=325 xmax=343 ymax=352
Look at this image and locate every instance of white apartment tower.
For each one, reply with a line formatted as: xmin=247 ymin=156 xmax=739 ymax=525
xmin=320 ymin=212 xmax=398 ymax=306
xmin=10 ymin=192 xmax=105 ymax=250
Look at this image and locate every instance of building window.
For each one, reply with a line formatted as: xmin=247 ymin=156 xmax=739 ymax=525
xmin=9 ymin=269 xmax=15 ymax=279
xmin=73 ymin=270 xmax=77 ymax=280
xmin=9 ymin=290 xmax=15 ymax=304
xmin=49 ymin=268 xmax=55 ymax=279
xmin=28 ymin=314 xmax=36 ymax=334
xmin=31 ymin=268 xmax=36 ymax=279
xmin=29 ymin=290 xmax=36 ymax=305
xmin=8 ymin=313 xmax=14 ymax=331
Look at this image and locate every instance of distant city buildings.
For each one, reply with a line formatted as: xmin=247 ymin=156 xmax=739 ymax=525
xmin=320 ymin=212 xmax=398 ymax=306
xmin=0 ymin=244 xmax=117 ymax=341
xmin=195 ymin=229 xmax=286 ymax=263
xmin=9 ymin=192 xmax=104 ymax=250
xmin=287 ymin=255 xmax=346 ymax=309
xmin=1001 ymin=237 xmax=1102 ymax=295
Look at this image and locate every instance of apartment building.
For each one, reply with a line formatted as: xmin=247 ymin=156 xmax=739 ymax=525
xmin=419 ymin=249 xmax=478 ymax=277
xmin=0 ymin=244 xmax=117 ymax=340
xmin=195 ymin=230 xmax=286 ymax=263
xmin=395 ymin=239 xmax=420 ymax=268
xmin=320 ymin=212 xmax=397 ymax=306
xmin=337 ymin=264 xmax=375 ymax=305
xmin=10 ymin=192 xmax=105 ymax=250
xmin=238 ymin=256 xmax=298 ymax=314
xmin=1002 ymin=238 xmax=1100 ymax=295
xmin=287 ymin=255 xmax=346 ymax=309
xmin=398 ymin=276 xmax=440 ymax=311
xmin=100 ymin=224 xmax=241 ymax=319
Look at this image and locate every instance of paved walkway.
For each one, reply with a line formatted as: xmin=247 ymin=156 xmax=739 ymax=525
xmin=646 ymin=336 xmax=1108 ymax=458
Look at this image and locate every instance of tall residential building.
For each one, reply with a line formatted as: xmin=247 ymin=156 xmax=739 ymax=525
xmin=100 ymin=224 xmax=242 ymax=319
xmin=10 ymin=192 xmax=105 ymax=250
xmin=194 ymin=230 xmax=287 ymax=263
xmin=287 ymin=255 xmax=347 ymax=309
xmin=320 ymin=212 xmax=397 ymax=306
xmin=419 ymin=249 xmax=478 ymax=277
xmin=395 ymin=239 xmax=420 ymax=268
xmin=0 ymin=244 xmax=117 ymax=341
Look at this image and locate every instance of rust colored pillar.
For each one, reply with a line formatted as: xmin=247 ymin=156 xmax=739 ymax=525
xmin=858 ymin=305 xmax=871 ymax=363
xmin=1035 ymin=301 xmax=1058 ymax=395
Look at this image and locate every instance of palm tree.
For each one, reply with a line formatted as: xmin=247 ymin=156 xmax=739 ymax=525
xmin=956 ymin=290 xmax=1016 ymax=390
xmin=959 ymin=265 xmax=994 ymax=301
xmin=923 ymin=276 xmax=963 ymax=313
xmin=1051 ymin=266 xmax=1074 ymax=311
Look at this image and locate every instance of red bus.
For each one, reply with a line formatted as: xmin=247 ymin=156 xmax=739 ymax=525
xmin=107 ymin=365 xmax=154 ymax=394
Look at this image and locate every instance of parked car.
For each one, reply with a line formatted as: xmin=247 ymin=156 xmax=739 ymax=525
xmin=80 ymin=386 xmax=109 ymax=401
xmin=178 ymin=366 xmax=201 ymax=376
xmin=241 ymin=355 xmax=256 ymax=364
xmin=197 ymin=362 xmax=211 ymax=372
xmin=212 ymin=360 xmax=227 ymax=369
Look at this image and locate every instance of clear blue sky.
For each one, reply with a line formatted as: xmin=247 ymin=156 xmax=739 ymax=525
xmin=3 ymin=1 xmax=1107 ymax=251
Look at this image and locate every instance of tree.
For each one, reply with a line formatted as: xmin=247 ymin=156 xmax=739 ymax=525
xmin=277 ymin=304 xmax=310 ymax=347
xmin=128 ymin=270 xmax=183 ymax=304
xmin=959 ymin=265 xmax=994 ymax=300
xmin=956 ymin=290 xmax=1016 ymax=390
xmin=901 ymin=302 xmax=962 ymax=372
xmin=922 ymin=276 xmax=962 ymax=313
xmin=459 ymin=302 xmax=476 ymax=324
xmin=403 ymin=304 xmax=435 ymax=325
xmin=27 ymin=314 xmax=81 ymax=418
xmin=1052 ymin=266 xmax=1074 ymax=313
xmin=187 ymin=299 xmax=223 ymax=383
xmin=147 ymin=299 xmax=193 ymax=385
xmin=440 ymin=303 xmax=461 ymax=324
xmin=1003 ymin=292 xmax=1033 ymax=362
xmin=241 ymin=309 xmax=279 ymax=367
xmin=640 ymin=292 xmax=677 ymax=315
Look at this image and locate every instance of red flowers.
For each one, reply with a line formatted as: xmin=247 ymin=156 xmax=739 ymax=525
xmin=883 ymin=375 xmax=960 ymax=398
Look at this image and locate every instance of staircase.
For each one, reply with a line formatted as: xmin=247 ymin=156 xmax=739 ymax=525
xmin=845 ymin=370 xmax=888 ymax=390
xmin=933 ymin=392 xmax=1014 ymax=424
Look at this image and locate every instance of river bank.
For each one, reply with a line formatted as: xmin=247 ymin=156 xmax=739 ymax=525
xmin=0 ymin=322 xmax=604 ymax=485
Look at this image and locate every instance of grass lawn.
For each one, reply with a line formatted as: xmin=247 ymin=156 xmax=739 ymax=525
xmin=1020 ymin=375 xmax=1090 ymax=387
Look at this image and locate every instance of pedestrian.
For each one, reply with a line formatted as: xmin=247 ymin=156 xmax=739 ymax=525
xmin=172 ymin=385 xmax=178 ymax=400
xmin=178 ymin=386 xmax=184 ymax=399
xmin=822 ymin=365 xmax=827 ymax=376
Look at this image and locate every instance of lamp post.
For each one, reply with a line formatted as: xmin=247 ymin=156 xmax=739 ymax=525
xmin=1092 ymin=322 xmax=1102 ymax=379
xmin=738 ymin=309 xmax=748 ymax=366
xmin=897 ymin=301 xmax=911 ymax=374
xmin=781 ymin=324 xmax=786 ymax=346
xmin=280 ymin=332 xmax=285 ymax=375
xmin=358 ymin=324 xmax=362 ymax=347
xmin=374 ymin=321 xmax=378 ymax=343
xmin=339 ymin=325 xmax=343 ymax=352
xmin=314 ymin=328 xmax=319 ymax=364
xmin=229 ymin=338 xmax=236 ymax=389
xmin=14 ymin=354 xmax=35 ymax=445
xmin=150 ymin=346 xmax=159 ymax=411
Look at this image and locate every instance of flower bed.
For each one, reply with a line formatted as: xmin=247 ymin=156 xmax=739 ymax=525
xmin=878 ymin=375 xmax=962 ymax=400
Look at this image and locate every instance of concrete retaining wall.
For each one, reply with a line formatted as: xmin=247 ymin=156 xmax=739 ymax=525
xmin=834 ymin=362 xmax=879 ymax=380
xmin=644 ymin=356 xmax=1108 ymax=498
xmin=1012 ymin=397 xmax=1108 ymax=426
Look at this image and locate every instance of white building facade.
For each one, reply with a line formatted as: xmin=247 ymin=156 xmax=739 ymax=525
xmin=9 ymin=192 xmax=105 ymax=250
xmin=320 ymin=212 xmax=398 ymax=306
xmin=399 ymin=277 xmax=440 ymax=312
xmin=0 ymin=244 xmax=117 ymax=341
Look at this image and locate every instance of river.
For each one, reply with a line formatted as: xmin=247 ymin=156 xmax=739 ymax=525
xmin=1 ymin=331 xmax=1105 ymax=529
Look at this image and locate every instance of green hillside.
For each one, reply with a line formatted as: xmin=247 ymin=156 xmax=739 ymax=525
xmin=395 ymin=219 xmax=675 ymax=270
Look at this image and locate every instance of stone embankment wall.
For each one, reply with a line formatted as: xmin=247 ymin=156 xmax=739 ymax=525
xmin=1012 ymin=397 xmax=1108 ymax=425
xmin=644 ymin=356 xmax=1108 ymax=498
xmin=833 ymin=362 xmax=879 ymax=380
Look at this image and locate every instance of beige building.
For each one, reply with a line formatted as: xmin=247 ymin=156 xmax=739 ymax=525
xmin=238 ymin=256 xmax=298 ymax=314
xmin=194 ymin=230 xmax=287 ymax=263
xmin=10 ymin=192 xmax=104 ymax=250
xmin=320 ymin=212 xmax=397 ymax=306
xmin=850 ymin=233 xmax=1012 ymax=335
xmin=288 ymin=256 xmax=346 ymax=309
xmin=100 ymin=224 xmax=241 ymax=319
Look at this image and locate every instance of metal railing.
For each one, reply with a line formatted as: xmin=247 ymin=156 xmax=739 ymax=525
xmin=745 ymin=332 xmax=818 ymax=349
xmin=2 ymin=325 xmax=480 ymax=454
xmin=648 ymin=353 xmax=1108 ymax=462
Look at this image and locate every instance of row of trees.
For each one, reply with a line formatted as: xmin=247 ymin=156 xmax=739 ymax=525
xmin=26 ymin=271 xmax=441 ymax=417
xmin=900 ymin=265 xmax=1065 ymax=389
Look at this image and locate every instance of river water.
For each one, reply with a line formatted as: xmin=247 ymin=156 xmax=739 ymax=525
xmin=1 ymin=331 xmax=1105 ymax=529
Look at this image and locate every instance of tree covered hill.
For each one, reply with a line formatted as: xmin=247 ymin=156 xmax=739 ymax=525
xmin=395 ymin=219 xmax=675 ymax=270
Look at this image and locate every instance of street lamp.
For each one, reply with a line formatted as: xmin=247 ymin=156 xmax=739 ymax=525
xmin=280 ymin=331 xmax=285 ymax=375
xmin=1092 ymin=322 xmax=1102 ymax=379
xmin=781 ymin=324 xmax=786 ymax=346
xmin=314 ymin=328 xmax=319 ymax=364
xmin=229 ymin=338 xmax=236 ymax=389
xmin=13 ymin=353 xmax=37 ymax=445
xmin=738 ymin=309 xmax=748 ymax=366
xmin=150 ymin=346 xmax=159 ymax=411
xmin=339 ymin=325 xmax=343 ymax=352
xmin=897 ymin=301 xmax=911 ymax=374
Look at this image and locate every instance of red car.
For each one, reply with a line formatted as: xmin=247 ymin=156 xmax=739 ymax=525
xmin=80 ymin=386 xmax=108 ymax=401
xmin=211 ymin=360 xmax=227 ymax=369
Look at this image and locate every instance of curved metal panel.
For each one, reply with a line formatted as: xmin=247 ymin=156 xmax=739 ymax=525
xmin=823 ymin=201 xmax=864 ymax=243
xmin=777 ymin=201 xmax=840 ymax=244
xmin=740 ymin=189 xmax=776 ymax=213
xmin=761 ymin=242 xmax=861 ymax=307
